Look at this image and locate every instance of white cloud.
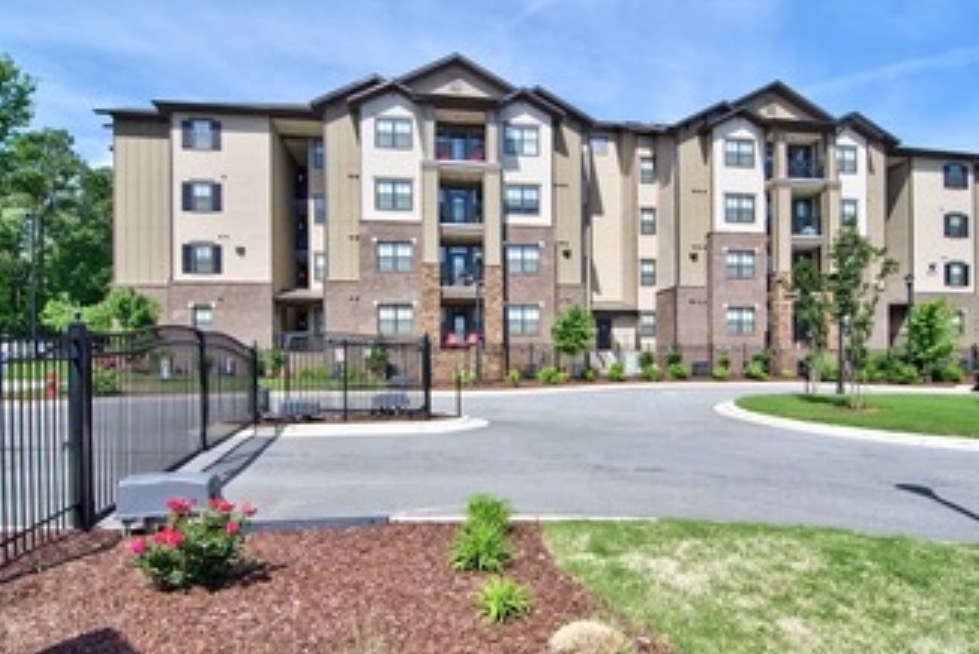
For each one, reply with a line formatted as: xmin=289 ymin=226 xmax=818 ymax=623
xmin=808 ymin=46 xmax=979 ymax=96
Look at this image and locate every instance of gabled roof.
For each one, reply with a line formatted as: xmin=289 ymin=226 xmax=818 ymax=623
xmin=150 ymin=100 xmax=314 ymax=119
xmin=500 ymin=88 xmax=567 ymax=120
xmin=837 ymin=111 xmax=900 ymax=147
xmin=671 ymin=100 xmax=732 ymax=131
xmin=529 ymin=85 xmax=596 ymax=125
xmin=395 ymin=52 xmax=515 ymax=95
xmin=731 ymin=80 xmax=834 ymax=122
xmin=704 ymin=106 xmax=767 ymax=130
xmin=892 ymin=145 xmax=979 ymax=162
xmin=345 ymin=80 xmax=415 ymax=108
xmin=310 ymin=74 xmax=385 ymax=110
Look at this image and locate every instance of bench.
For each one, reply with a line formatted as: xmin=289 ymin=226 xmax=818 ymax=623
xmin=117 ymin=472 xmax=222 ymax=529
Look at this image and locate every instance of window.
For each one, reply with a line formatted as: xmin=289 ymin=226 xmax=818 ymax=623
xmin=590 ymin=136 xmax=608 ymax=156
xmin=507 ymin=305 xmax=540 ymax=335
xmin=181 ymin=118 xmax=221 ymax=151
xmin=945 ymin=163 xmax=969 ymax=189
xmin=375 ymin=117 xmax=412 ymax=149
xmin=191 ymin=305 xmax=213 ymax=330
xmin=312 ymin=140 xmax=324 ymax=169
xmin=725 ymin=250 xmax=756 ymax=279
xmin=639 ymin=157 xmax=656 ymax=183
xmin=506 ymin=244 xmax=540 ymax=275
xmin=724 ymin=139 xmax=755 ymax=168
xmin=181 ymin=181 xmax=222 ymax=212
xmin=503 ymin=124 xmax=539 ymax=156
xmin=945 ymin=261 xmax=970 ymax=287
xmin=945 ymin=213 xmax=969 ymax=238
xmin=181 ymin=243 xmax=222 ymax=275
xmin=724 ymin=193 xmax=755 ymax=223
xmin=640 ymin=208 xmax=656 ymax=235
xmin=841 ymin=199 xmax=859 ymax=227
xmin=313 ymin=252 xmax=325 ymax=282
xmin=726 ymin=307 xmax=756 ymax=334
xmin=313 ymin=194 xmax=325 ymax=224
xmin=375 ymin=179 xmax=413 ymax=211
xmin=640 ymin=259 xmax=657 ymax=286
xmin=837 ymin=145 xmax=857 ymax=174
xmin=639 ymin=311 xmax=657 ymax=337
xmin=504 ymin=184 xmax=540 ymax=215
xmin=951 ymin=310 xmax=966 ymax=336
xmin=377 ymin=241 xmax=413 ymax=272
xmin=377 ymin=304 xmax=414 ymax=335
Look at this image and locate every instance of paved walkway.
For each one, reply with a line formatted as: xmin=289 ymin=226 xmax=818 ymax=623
xmin=204 ymin=382 xmax=979 ymax=542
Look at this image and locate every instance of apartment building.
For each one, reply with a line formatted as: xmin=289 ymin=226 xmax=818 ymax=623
xmin=100 ymin=53 xmax=979 ymax=379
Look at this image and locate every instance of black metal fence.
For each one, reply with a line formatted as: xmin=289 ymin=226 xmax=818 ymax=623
xmin=1 ymin=324 xmax=257 ymax=568
xmin=264 ymin=334 xmax=431 ymax=420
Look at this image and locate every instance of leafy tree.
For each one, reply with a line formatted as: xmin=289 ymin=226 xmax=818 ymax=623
xmin=0 ymin=54 xmax=34 ymax=160
xmin=828 ymin=227 xmax=897 ymax=405
xmin=906 ymin=299 xmax=957 ymax=381
xmin=791 ymin=258 xmax=832 ymax=394
xmin=41 ymin=288 xmax=159 ymax=333
xmin=550 ymin=305 xmax=595 ymax=369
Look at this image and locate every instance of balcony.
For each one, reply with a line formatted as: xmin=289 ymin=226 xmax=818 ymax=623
xmin=787 ymin=158 xmax=825 ymax=179
xmin=792 ymin=216 xmax=823 ymax=237
xmin=436 ymin=129 xmax=486 ymax=163
xmin=439 ymin=189 xmax=483 ymax=224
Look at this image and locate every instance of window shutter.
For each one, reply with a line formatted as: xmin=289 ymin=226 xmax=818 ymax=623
xmin=211 ymin=120 xmax=221 ymax=150
xmin=182 ymin=244 xmax=193 ymax=273
xmin=212 ymin=183 xmax=222 ymax=211
xmin=966 ymin=265 xmax=972 ymax=286
xmin=182 ymin=182 xmax=192 ymax=211
xmin=181 ymin=120 xmax=192 ymax=149
xmin=945 ymin=264 xmax=952 ymax=286
xmin=213 ymin=245 xmax=223 ymax=274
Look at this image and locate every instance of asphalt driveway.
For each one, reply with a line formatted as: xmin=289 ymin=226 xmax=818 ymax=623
xmin=221 ymin=383 xmax=979 ymax=543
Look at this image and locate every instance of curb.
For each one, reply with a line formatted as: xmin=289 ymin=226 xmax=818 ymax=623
xmin=278 ymin=415 xmax=489 ymax=437
xmin=715 ymin=400 xmax=979 ymax=451
xmin=389 ymin=513 xmax=659 ymax=524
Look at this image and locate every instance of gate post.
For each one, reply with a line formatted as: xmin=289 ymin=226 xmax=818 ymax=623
xmin=67 ymin=321 xmax=95 ymax=530
xmin=197 ymin=330 xmax=209 ymax=450
xmin=342 ymin=338 xmax=349 ymax=422
xmin=421 ymin=334 xmax=432 ymax=418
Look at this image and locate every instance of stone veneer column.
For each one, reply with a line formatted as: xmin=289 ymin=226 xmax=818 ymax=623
xmin=481 ymin=264 xmax=504 ymax=381
xmin=419 ymin=263 xmax=441 ymax=345
xmin=769 ymin=271 xmax=794 ymax=376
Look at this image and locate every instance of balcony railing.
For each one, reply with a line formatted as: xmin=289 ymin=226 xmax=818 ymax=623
xmin=787 ymin=158 xmax=825 ymax=179
xmin=439 ymin=201 xmax=483 ymax=224
xmin=792 ymin=217 xmax=823 ymax=236
xmin=440 ymin=266 xmax=482 ymax=287
xmin=436 ymin=135 xmax=485 ymax=162
xmin=442 ymin=331 xmax=481 ymax=349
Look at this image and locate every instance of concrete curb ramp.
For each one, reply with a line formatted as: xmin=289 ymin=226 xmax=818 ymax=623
xmin=716 ymin=400 xmax=979 ymax=452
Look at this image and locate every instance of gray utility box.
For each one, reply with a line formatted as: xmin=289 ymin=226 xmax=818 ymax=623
xmin=117 ymin=472 xmax=222 ymax=527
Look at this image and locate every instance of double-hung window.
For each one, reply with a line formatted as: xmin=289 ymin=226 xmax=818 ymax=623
xmin=639 ymin=312 xmax=657 ymax=337
xmin=504 ymin=185 xmax=540 ymax=215
xmin=724 ymin=193 xmax=755 ymax=224
xmin=507 ymin=305 xmax=540 ymax=335
xmin=639 ymin=157 xmax=656 ymax=183
xmin=181 ymin=243 xmax=222 ymax=275
xmin=841 ymin=199 xmax=859 ymax=228
xmin=725 ymin=250 xmax=756 ymax=279
xmin=837 ymin=146 xmax=857 ymax=174
xmin=377 ymin=241 xmax=413 ymax=272
xmin=377 ymin=304 xmax=414 ymax=334
xmin=375 ymin=117 xmax=412 ymax=149
xmin=182 ymin=181 xmax=222 ymax=212
xmin=945 ymin=213 xmax=969 ymax=238
xmin=945 ymin=261 xmax=970 ymax=287
xmin=724 ymin=139 xmax=755 ymax=168
xmin=945 ymin=163 xmax=969 ymax=189
xmin=640 ymin=259 xmax=657 ymax=286
xmin=503 ymin=124 xmax=539 ymax=156
xmin=375 ymin=179 xmax=413 ymax=211
xmin=640 ymin=208 xmax=656 ymax=235
xmin=506 ymin=245 xmax=540 ymax=275
xmin=726 ymin=307 xmax=756 ymax=334
xmin=181 ymin=118 xmax=221 ymax=151
xmin=191 ymin=305 xmax=214 ymax=330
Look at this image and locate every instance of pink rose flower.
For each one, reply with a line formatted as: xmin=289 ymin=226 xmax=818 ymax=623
xmin=166 ymin=498 xmax=194 ymax=515
xmin=226 ymin=522 xmax=240 ymax=536
xmin=241 ymin=502 xmax=257 ymax=518
xmin=209 ymin=498 xmax=234 ymax=513
xmin=130 ymin=538 xmax=146 ymax=555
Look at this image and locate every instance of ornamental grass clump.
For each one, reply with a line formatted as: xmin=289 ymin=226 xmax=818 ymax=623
xmin=130 ymin=497 xmax=257 ymax=591
xmin=473 ymin=575 xmax=534 ymax=624
xmin=451 ymin=493 xmax=515 ymax=572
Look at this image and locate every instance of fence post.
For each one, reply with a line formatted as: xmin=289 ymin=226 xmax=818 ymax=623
xmin=250 ymin=343 xmax=260 ymax=423
xmin=342 ymin=338 xmax=349 ymax=422
xmin=421 ymin=334 xmax=432 ymax=418
xmin=197 ymin=330 xmax=209 ymax=450
xmin=67 ymin=321 xmax=94 ymax=530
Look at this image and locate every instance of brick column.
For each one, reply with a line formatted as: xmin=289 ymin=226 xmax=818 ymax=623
xmin=770 ymin=271 xmax=794 ymax=376
xmin=481 ymin=264 xmax=504 ymax=381
xmin=419 ymin=263 xmax=441 ymax=345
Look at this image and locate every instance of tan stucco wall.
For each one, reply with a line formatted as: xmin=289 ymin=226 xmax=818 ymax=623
xmin=113 ymin=118 xmax=172 ymax=286
xmin=675 ymin=129 xmax=711 ymax=286
xmin=911 ymin=157 xmax=975 ymax=294
xmin=324 ymin=105 xmax=363 ymax=281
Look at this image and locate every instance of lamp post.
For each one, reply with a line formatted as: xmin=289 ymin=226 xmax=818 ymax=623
xmin=904 ymin=272 xmax=914 ymax=360
xmin=836 ymin=311 xmax=845 ymax=395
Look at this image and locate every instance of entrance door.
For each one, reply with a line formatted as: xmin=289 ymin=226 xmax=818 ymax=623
xmin=596 ymin=317 xmax=613 ymax=350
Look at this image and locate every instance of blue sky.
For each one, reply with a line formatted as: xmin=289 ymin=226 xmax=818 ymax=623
xmin=3 ymin=0 xmax=979 ymax=165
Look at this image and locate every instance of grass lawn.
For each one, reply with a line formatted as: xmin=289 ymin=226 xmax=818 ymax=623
xmin=736 ymin=393 xmax=979 ymax=438
xmin=545 ymin=520 xmax=979 ymax=654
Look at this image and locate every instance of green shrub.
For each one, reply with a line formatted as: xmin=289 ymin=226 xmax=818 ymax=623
xmin=745 ymin=361 xmax=769 ymax=381
xmin=934 ymin=363 xmax=965 ymax=383
xmin=537 ymin=366 xmax=566 ymax=384
xmin=637 ymin=350 xmax=654 ymax=368
xmin=665 ymin=347 xmax=682 ymax=367
xmin=297 ymin=364 xmax=329 ymax=381
xmin=466 ymin=494 xmax=512 ymax=534
xmin=450 ymin=520 xmax=514 ymax=572
xmin=750 ymin=350 xmax=772 ymax=375
xmin=716 ymin=352 xmax=732 ymax=370
xmin=711 ymin=365 xmax=731 ymax=381
xmin=505 ymin=368 xmax=521 ymax=387
xmin=582 ymin=367 xmax=597 ymax=382
xmin=454 ymin=369 xmax=476 ymax=386
xmin=816 ymin=355 xmax=838 ymax=382
xmin=640 ymin=363 xmax=661 ymax=382
xmin=93 ymin=367 xmax=121 ymax=396
xmin=473 ymin=576 xmax=533 ymax=624
xmin=608 ymin=361 xmax=626 ymax=382
xmin=261 ymin=348 xmax=287 ymax=378
xmin=666 ymin=363 xmax=689 ymax=380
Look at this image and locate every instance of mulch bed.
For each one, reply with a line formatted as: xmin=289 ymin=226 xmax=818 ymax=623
xmin=0 ymin=524 xmax=669 ymax=654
